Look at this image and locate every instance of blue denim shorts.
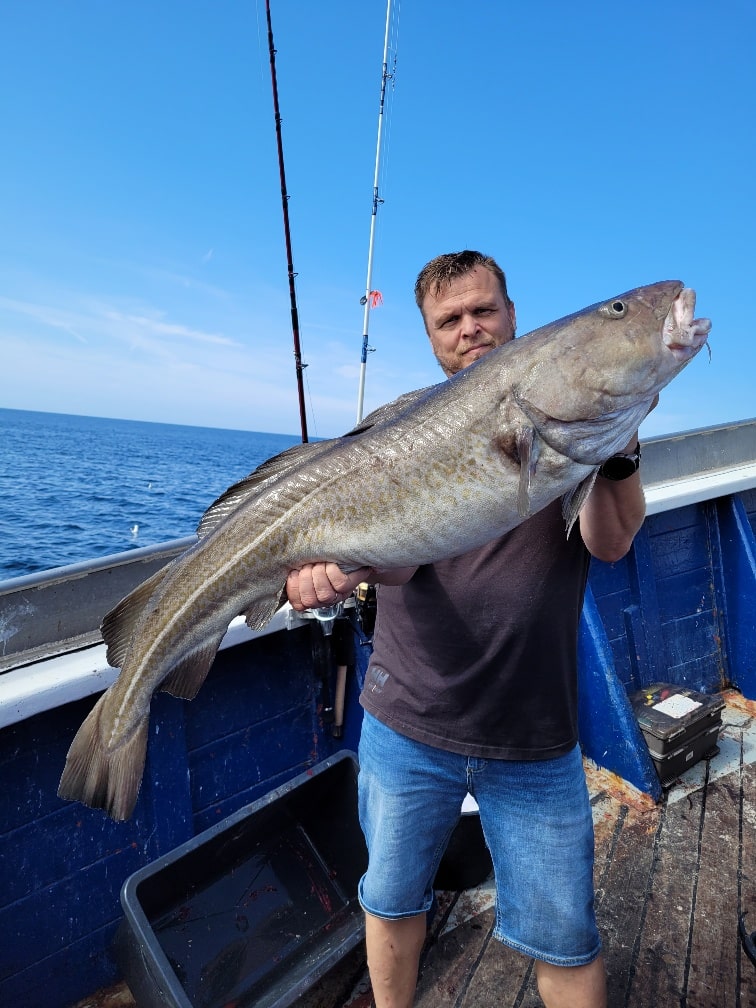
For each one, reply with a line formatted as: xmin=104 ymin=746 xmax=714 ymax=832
xmin=357 ymin=712 xmax=601 ymax=966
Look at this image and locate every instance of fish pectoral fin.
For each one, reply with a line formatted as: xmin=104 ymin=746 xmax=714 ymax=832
xmin=561 ymin=471 xmax=599 ymax=536
xmin=160 ymin=631 xmax=228 ymax=700
xmin=244 ymin=592 xmax=284 ymax=633
xmin=516 ymin=426 xmax=539 ymax=516
xmin=514 ymin=391 xmax=652 ymax=465
xmin=58 ymin=692 xmax=149 ymax=821
xmin=101 ymin=563 xmax=176 ymax=669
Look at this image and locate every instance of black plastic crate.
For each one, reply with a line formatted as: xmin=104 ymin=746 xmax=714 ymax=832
xmin=114 ymin=751 xmax=367 ymax=1008
xmin=650 ymin=722 xmax=721 ymax=787
xmin=630 ymin=684 xmax=724 ymax=785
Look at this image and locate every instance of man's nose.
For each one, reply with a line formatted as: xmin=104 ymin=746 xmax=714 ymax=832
xmin=459 ymin=311 xmax=478 ymax=337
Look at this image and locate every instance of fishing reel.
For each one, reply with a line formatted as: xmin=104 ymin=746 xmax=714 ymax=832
xmin=303 ymin=600 xmax=356 ymax=740
xmin=300 ymin=582 xmax=376 ymax=740
xmin=354 ymin=581 xmax=377 ymax=639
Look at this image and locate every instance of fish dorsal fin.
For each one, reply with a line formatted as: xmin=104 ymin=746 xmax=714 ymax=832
xmin=160 ymin=632 xmax=229 ymax=700
xmin=196 ymin=442 xmax=333 ymax=539
xmin=561 ymin=471 xmax=599 ymax=536
xmin=100 ymin=562 xmax=176 ymax=670
xmin=516 ymin=426 xmax=539 ymax=516
xmin=196 ymin=386 xmax=437 ymax=540
xmin=353 ymin=385 xmax=436 ymax=431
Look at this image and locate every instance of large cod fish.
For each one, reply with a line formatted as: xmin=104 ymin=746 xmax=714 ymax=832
xmin=59 ymin=280 xmax=710 ymax=819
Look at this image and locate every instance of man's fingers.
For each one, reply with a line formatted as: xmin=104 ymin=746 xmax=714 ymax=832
xmin=321 ymin=563 xmax=373 ymax=596
xmin=287 ymin=563 xmax=374 ymax=611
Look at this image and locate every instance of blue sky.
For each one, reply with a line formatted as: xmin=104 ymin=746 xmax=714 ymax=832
xmin=1 ymin=1 xmax=753 ymax=439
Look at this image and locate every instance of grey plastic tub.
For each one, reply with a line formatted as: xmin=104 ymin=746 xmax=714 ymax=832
xmin=114 ymin=751 xmax=367 ymax=1008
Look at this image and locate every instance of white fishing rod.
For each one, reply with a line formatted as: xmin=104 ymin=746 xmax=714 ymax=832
xmin=355 ymin=0 xmax=396 ymax=424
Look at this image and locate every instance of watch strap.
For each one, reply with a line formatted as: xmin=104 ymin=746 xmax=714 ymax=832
xmin=598 ymin=441 xmax=641 ymax=481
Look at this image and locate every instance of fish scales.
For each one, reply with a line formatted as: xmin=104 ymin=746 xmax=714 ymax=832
xmin=58 ymin=280 xmax=711 ymax=819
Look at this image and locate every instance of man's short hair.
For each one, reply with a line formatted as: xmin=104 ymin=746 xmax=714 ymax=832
xmin=414 ymin=250 xmax=512 ymax=310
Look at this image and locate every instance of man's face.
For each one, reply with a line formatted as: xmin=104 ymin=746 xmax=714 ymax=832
xmin=421 ymin=266 xmax=517 ymax=378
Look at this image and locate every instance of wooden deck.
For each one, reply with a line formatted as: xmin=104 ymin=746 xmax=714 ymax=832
xmin=77 ymin=691 xmax=756 ymax=1008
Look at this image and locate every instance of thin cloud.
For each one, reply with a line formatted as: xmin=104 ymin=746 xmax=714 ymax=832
xmin=105 ymin=311 xmax=240 ymax=348
xmin=0 ymin=296 xmax=88 ymax=344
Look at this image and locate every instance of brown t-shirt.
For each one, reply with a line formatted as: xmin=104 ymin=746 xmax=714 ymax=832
xmin=360 ymin=499 xmax=590 ymax=759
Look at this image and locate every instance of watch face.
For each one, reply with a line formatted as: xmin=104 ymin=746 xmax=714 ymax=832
xmin=600 ymin=455 xmax=638 ymax=481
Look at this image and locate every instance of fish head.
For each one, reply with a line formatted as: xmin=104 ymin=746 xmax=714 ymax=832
xmin=508 ymin=280 xmax=711 ymax=465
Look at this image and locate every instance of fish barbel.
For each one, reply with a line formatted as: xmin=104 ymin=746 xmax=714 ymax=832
xmin=58 ymin=280 xmax=711 ymax=819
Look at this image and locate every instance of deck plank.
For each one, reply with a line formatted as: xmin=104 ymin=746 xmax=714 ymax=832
xmin=739 ymin=755 xmax=756 ymax=1006
xmin=458 ymin=938 xmax=539 ymax=1008
xmin=415 ymin=906 xmax=494 ymax=1007
xmin=624 ymin=783 xmax=701 ymax=1007
xmin=687 ymin=773 xmax=742 ymax=1006
xmin=593 ymin=802 xmax=658 ymax=1005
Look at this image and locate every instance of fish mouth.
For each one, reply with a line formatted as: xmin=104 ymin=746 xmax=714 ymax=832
xmin=663 ymin=288 xmax=711 ymax=361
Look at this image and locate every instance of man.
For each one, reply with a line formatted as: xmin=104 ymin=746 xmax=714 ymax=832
xmin=287 ymin=251 xmax=647 ymax=1008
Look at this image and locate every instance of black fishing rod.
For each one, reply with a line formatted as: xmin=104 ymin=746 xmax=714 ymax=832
xmin=265 ymin=0 xmax=309 ymax=443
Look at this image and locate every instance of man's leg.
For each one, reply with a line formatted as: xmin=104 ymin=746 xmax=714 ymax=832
xmin=365 ymin=911 xmax=427 ymax=1008
xmin=535 ymin=954 xmax=607 ymax=1008
xmin=357 ymin=715 xmax=467 ymax=1006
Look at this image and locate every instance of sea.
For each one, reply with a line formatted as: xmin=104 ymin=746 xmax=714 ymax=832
xmin=0 ymin=408 xmax=303 ymax=581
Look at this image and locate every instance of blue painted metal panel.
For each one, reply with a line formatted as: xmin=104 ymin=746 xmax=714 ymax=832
xmin=182 ymin=629 xmax=325 ymax=833
xmin=644 ymin=504 xmax=724 ymax=693
xmin=743 ymin=488 xmax=756 ymax=538
xmin=577 ymin=586 xmax=661 ymax=799
xmin=716 ymin=495 xmax=756 ymax=697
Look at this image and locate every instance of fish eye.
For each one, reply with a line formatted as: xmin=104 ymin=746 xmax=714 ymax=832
xmin=600 ymin=299 xmax=628 ymax=319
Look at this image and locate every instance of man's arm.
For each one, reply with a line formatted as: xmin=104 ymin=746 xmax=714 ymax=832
xmin=286 ymin=562 xmax=418 ymax=612
xmin=579 ymin=433 xmax=646 ymax=563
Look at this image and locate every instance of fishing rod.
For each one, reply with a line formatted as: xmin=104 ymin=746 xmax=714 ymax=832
xmin=355 ymin=0 xmax=396 ymax=424
xmin=265 ymin=0 xmax=309 ymax=443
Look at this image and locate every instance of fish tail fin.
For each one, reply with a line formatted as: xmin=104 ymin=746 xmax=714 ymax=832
xmin=58 ymin=694 xmax=148 ymax=821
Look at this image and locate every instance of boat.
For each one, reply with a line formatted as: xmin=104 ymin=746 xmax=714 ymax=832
xmin=1 ymin=416 xmax=755 ymax=1006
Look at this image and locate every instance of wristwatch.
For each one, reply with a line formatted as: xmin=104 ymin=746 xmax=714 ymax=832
xmin=598 ymin=441 xmax=641 ymax=481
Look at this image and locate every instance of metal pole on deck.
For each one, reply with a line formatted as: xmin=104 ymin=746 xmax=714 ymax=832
xmin=355 ymin=0 xmax=395 ymax=424
xmin=266 ymin=0 xmax=309 ymax=443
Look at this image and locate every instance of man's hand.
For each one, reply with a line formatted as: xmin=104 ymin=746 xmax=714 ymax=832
xmin=286 ymin=563 xmax=374 ymax=611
